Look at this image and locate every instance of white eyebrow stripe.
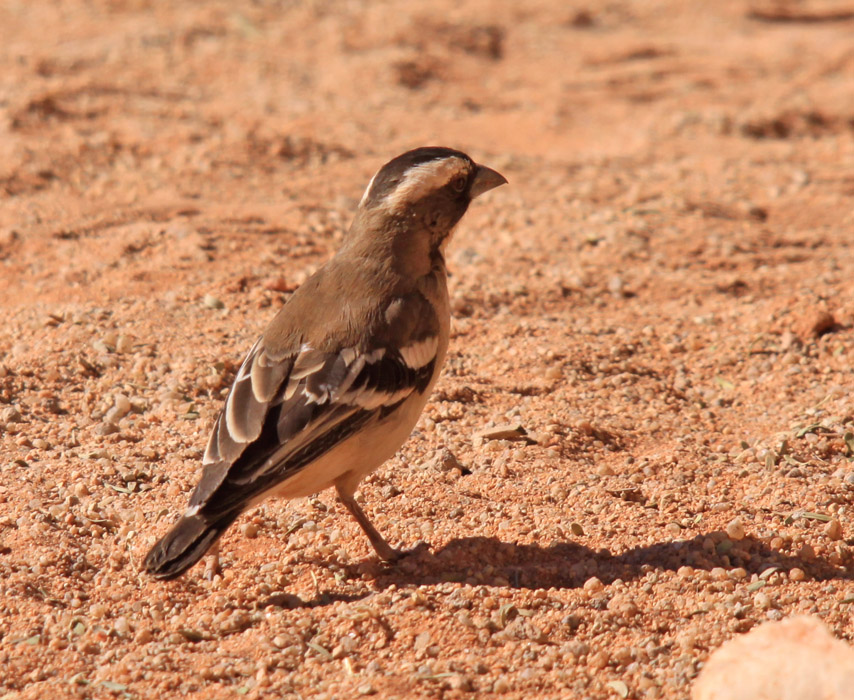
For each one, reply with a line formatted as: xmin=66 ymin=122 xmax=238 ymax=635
xmin=358 ymin=169 xmax=380 ymax=208
xmin=380 ymin=157 xmax=465 ymax=212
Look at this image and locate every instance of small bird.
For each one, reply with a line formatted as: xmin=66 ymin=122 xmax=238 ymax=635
xmin=144 ymin=147 xmax=506 ymax=579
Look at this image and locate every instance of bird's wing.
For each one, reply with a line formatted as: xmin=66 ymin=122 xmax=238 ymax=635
xmin=187 ymin=290 xmax=440 ymax=517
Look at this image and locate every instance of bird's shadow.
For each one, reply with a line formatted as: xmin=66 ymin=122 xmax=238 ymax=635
xmin=270 ymin=532 xmax=853 ymax=608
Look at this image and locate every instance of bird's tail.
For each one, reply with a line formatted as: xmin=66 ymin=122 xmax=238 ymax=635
xmin=143 ymin=511 xmax=239 ymax=580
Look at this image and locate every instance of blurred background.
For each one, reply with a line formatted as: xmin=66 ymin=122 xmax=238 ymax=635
xmin=2 ymin=0 xmax=852 ymax=309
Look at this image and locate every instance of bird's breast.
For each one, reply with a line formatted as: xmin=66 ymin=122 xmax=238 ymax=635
xmin=419 ymin=267 xmax=451 ymax=370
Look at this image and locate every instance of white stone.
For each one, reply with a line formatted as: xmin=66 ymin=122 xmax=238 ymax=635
xmin=693 ymin=616 xmax=854 ymax=700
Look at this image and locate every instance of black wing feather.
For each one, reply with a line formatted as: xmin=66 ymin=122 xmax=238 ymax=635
xmin=145 ymin=290 xmax=440 ymax=580
xmin=189 ymin=344 xmax=435 ymax=517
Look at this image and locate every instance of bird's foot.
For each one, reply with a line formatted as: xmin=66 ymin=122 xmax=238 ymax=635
xmin=376 ymin=540 xmax=429 ymax=565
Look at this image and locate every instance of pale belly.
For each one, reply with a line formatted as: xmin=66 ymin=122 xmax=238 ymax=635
xmin=257 ymin=386 xmax=434 ymax=502
xmin=251 ymin=268 xmax=451 ymax=505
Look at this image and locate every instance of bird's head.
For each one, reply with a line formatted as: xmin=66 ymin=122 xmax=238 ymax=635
xmin=347 ymin=147 xmax=507 ymax=276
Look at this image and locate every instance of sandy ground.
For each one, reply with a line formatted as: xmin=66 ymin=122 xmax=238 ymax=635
xmin=1 ymin=1 xmax=854 ymax=698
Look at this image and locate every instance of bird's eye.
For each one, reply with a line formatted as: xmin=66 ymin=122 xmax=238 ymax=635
xmin=450 ymin=175 xmax=467 ymax=193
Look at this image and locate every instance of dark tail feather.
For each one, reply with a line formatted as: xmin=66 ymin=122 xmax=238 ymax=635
xmin=144 ymin=512 xmax=238 ymax=580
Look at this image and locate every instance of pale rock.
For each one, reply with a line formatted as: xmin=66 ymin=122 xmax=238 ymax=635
xmin=693 ymin=616 xmax=854 ymax=700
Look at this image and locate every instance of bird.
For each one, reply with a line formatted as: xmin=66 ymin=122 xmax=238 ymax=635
xmin=144 ymin=146 xmax=507 ymax=580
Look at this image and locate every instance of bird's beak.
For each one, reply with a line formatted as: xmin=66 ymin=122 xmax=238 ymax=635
xmin=469 ymin=164 xmax=508 ymax=199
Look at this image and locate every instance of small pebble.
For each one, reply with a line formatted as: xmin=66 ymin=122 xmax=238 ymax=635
xmin=113 ymin=394 xmax=132 ymax=417
xmin=135 ymin=628 xmax=153 ymax=644
xmin=588 ymin=650 xmax=609 ymax=669
xmin=493 ymin=677 xmax=510 ymax=693
xmin=544 ymin=366 xmax=562 ymax=380
xmin=1 ymin=407 xmax=22 ymax=423
xmin=115 ymin=335 xmax=134 ymax=354
xmin=758 ymin=567 xmax=779 ymax=581
xmin=264 ymin=277 xmax=292 ymax=292
xmin=824 ymin=519 xmax=843 ymax=541
xmin=753 ymin=592 xmax=771 ymax=610
xmin=796 ymin=310 xmax=836 ymax=339
xmin=665 ymin=522 xmax=681 ymax=537
xmin=798 ymin=543 xmax=815 ymax=559
xmin=203 ymin=294 xmax=225 ymax=310
xmin=608 ymin=275 xmax=626 ymax=296
xmin=241 ymin=523 xmax=259 ymax=538
xmin=583 ymin=577 xmax=604 ymax=593
xmin=413 ymin=632 xmax=432 ymax=653
xmin=726 ymin=517 xmax=746 ymax=541
xmin=434 ymin=448 xmax=464 ymax=473
xmin=447 ymin=674 xmax=471 ymax=691
xmin=114 ymin=617 xmax=131 ymax=637
xmin=567 ymin=640 xmax=590 ymax=658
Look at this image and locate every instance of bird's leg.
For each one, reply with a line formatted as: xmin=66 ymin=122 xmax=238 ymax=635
xmin=203 ymin=542 xmax=221 ymax=580
xmin=336 ymin=484 xmax=403 ymax=562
